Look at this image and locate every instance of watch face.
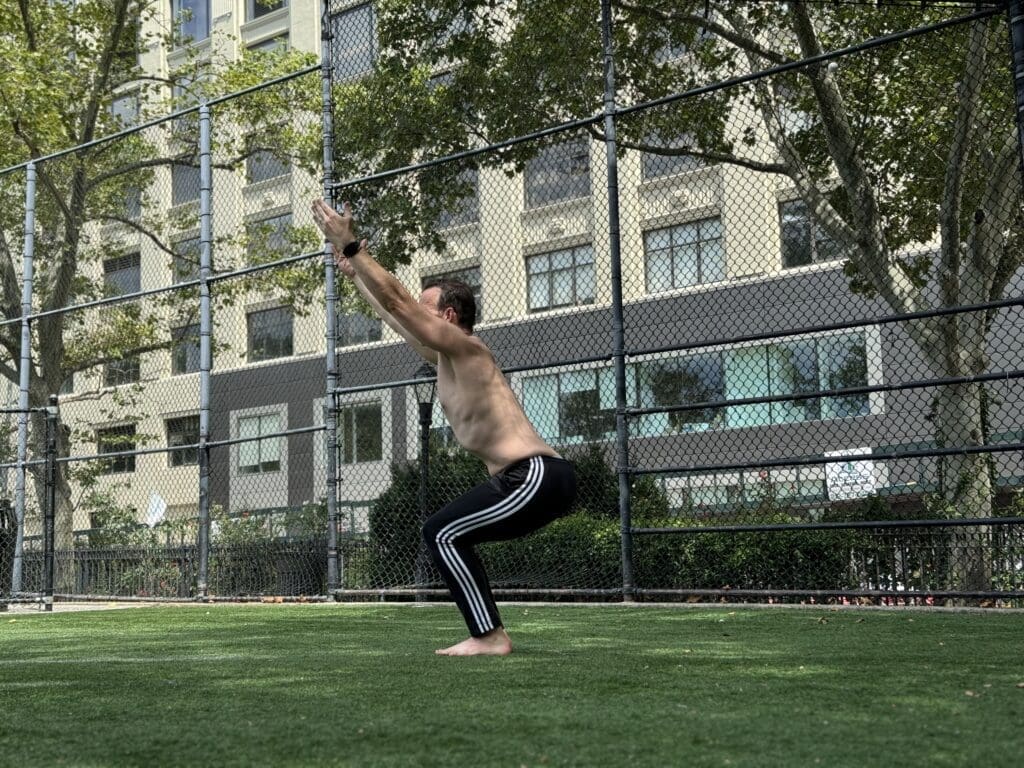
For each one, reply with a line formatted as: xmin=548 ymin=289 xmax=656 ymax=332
xmin=343 ymin=241 xmax=360 ymax=257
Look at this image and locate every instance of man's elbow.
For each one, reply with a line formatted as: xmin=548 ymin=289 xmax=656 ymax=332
xmin=378 ymin=287 xmax=406 ymax=317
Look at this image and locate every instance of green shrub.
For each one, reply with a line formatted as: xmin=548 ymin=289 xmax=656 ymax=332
xmin=366 ymin=439 xmax=488 ymax=587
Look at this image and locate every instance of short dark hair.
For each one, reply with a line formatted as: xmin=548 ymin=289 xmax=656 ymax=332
xmin=423 ymin=278 xmax=476 ymax=333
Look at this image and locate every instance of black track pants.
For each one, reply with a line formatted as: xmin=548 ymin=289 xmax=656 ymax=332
xmin=422 ymin=455 xmax=577 ymax=637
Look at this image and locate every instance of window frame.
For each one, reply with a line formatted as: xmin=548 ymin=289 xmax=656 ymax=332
xmin=526 ymin=244 xmax=596 ymax=312
xmin=779 ymin=198 xmax=841 ymax=269
xmin=338 ymin=401 xmax=384 ymax=464
xmin=246 ymin=305 xmax=294 ymax=363
xmin=97 ymin=424 xmax=137 ymax=474
xmin=247 ymin=0 xmax=287 ymax=21
xmin=171 ymin=0 xmax=211 ymax=46
xmin=237 ymin=413 xmax=282 ymax=474
xmin=171 ymin=324 xmax=201 ymax=376
xmin=523 ymin=137 xmax=591 ymax=209
xmin=643 ymin=217 xmax=725 ymax=294
xmin=166 ymin=414 xmax=200 ymax=467
xmin=329 ymin=3 xmax=377 ymax=81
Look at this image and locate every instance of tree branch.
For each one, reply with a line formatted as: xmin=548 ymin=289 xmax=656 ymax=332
xmin=94 ymin=214 xmax=178 ymax=259
xmin=789 ymin=1 xmax=920 ymax=320
xmin=615 ymin=0 xmax=789 ymax=65
xmin=17 ymin=0 xmax=36 ymax=51
xmin=611 ymin=132 xmax=790 ymax=174
xmin=938 ymin=18 xmax=990 ymax=312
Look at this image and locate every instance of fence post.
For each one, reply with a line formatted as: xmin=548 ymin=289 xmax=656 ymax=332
xmin=600 ymin=0 xmax=636 ymax=601
xmin=322 ymin=0 xmax=341 ymax=597
xmin=1009 ymin=0 xmax=1024 ymax=176
xmin=43 ymin=395 xmax=58 ymax=611
xmin=196 ymin=102 xmax=213 ymax=599
xmin=11 ymin=162 xmax=36 ymax=595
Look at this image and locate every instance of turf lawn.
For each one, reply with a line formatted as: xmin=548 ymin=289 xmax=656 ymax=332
xmin=0 ymin=604 xmax=1021 ymax=767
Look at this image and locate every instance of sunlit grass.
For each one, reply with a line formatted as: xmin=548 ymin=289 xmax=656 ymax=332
xmin=1 ymin=604 xmax=1021 ymax=767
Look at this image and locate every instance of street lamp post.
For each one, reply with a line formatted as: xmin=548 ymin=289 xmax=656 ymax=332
xmin=413 ymin=363 xmax=436 ymax=601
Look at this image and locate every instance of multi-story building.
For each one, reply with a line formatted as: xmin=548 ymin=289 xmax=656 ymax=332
xmin=56 ymin=1 xmax=1024 ymax=540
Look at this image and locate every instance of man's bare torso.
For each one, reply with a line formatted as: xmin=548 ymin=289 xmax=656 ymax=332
xmin=435 ymin=337 xmax=558 ymax=476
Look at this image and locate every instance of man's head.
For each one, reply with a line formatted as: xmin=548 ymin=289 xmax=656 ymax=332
xmin=420 ymin=278 xmax=476 ymax=334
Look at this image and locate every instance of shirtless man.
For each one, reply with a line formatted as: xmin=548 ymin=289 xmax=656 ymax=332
xmin=312 ymin=199 xmax=577 ymax=656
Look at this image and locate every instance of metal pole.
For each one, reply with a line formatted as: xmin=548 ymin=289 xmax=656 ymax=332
xmin=322 ymin=0 xmax=342 ymax=596
xmin=43 ymin=396 xmax=58 ymax=611
xmin=196 ymin=102 xmax=213 ymax=599
xmin=415 ymin=404 xmax=432 ymax=600
xmin=11 ymin=162 xmax=36 ymax=595
xmin=600 ymin=0 xmax=634 ymax=601
xmin=1009 ymin=0 xmax=1024 ymax=174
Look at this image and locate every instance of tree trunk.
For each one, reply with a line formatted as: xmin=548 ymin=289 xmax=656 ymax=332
xmin=933 ymin=382 xmax=992 ymax=594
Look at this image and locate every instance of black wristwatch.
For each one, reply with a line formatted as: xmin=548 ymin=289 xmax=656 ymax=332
xmin=342 ymin=240 xmax=361 ymax=258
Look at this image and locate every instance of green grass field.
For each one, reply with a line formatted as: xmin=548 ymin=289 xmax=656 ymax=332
xmin=1 ymin=604 xmax=1021 ymax=767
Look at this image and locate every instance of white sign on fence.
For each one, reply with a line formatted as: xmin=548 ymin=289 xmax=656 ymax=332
xmin=824 ymin=447 xmax=876 ymax=501
xmin=146 ymin=492 xmax=167 ymax=527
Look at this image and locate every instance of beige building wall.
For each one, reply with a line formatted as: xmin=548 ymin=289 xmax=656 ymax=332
xmin=57 ymin=1 xmax=803 ymax=525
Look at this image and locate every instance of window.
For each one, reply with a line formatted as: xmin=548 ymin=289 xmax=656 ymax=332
xmin=527 ymin=245 xmax=595 ymax=311
xmin=339 ymin=403 xmax=383 ymax=464
xmin=246 ymin=213 xmax=292 ymax=264
xmin=116 ymin=17 xmax=142 ymax=69
xmin=172 ymin=237 xmax=200 ymax=283
xmin=524 ymin=137 xmax=590 ymax=208
xmin=330 ymin=4 xmax=376 ymax=80
xmin=104 ymin=358 xmax=141 ymax=387
xmin=664 ymin=466 xmax=826 ymax=517
xmin=246 ymin=149 xmax=290 ymax=184
xmin=523 ymin=331 xmax=872 ymax=444
xmin=103 ymin=253 xmax=141 ymax=296
xmin=641 ymin=132 xmax=705 ymax=179
xmin=635 ymin=354 xmax=725 ymax=436
xmin=818 ymin=333 xmax=870 ymax=419
xmin=653 ymin=24 xmax=712 ymax=63
xmin=124 ymin=187 xmax=142 ymax=220
xmin=522 ymin=369 xmax=617 ymax=443
xmin=110 ymin=93 xmax=139 ymax=128
xmin=421 ymin=266 xmax=483 ymax=324
xmin=97 ymin=425 xmax=136 ymax=474
xmin=247 ymin=307 xmax=293 ymax=362
xmin=171 ymin=324 xmax=201 ymax=375
xmin=247 ymin=0 xmax=286 ymax=20
xmin=723 ymin=332 xmax=869 ymax=428
xmin=436 ymin=168 xmax=479 ymax=229
xmin=172 ymin=0 xmax=210 ymax=45
xmin=102 ymin=254 xmax=141 ymax=385
xmin=644 ymin=217 xmax=725 ymax=293
xmin=337 ymin=310 xmax=382 ymax=347
xmin=779 ymin=199 xmax=841 ymax=268
xmin=171 ymin=161 xmax=201 ymax=206
xmin=238 ymin=414 xmax=281 ymax=474
xmin=167 ymin=415 xmax=200 ymax=467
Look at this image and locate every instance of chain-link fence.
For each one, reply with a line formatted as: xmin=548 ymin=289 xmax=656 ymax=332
xmin=2 ymin=0 xmax=1022 ymax=606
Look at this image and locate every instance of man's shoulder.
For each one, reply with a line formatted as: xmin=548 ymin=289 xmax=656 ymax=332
xmin=446 ymin=335 xmax=499 ymax=369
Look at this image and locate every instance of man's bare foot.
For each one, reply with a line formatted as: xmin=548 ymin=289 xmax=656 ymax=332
xmin=435 ymin=627 xmax=512 ymax=656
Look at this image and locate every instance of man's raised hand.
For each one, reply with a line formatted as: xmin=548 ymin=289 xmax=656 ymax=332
xmin=311 ymin=199 xmax=359 ymax=252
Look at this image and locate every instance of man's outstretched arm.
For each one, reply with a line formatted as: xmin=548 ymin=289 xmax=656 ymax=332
xmin=313 ymin=199 xmax=471 ymax=357
xmin=348 ymin=267 xmax=438 ymax=364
